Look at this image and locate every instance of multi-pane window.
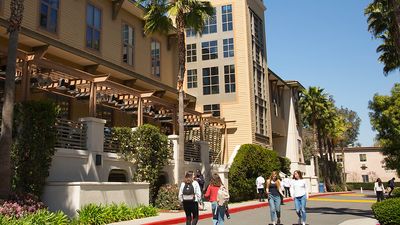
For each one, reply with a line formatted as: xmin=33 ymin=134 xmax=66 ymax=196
xmin=204 ymin=104 xmax=220 ymax=117
xmin=223 ymin=38 xmax=234 ymax=58
xmin=122 ymin=24 xmax=134 ymax=65
xmin=359 ymin=154 xmax=367 ymax=162
xmin=362 ymin=175 xmax=369 ymax=183
xmin=203 ymin=9 xmax=217 ymax=34
xmin=86 ymin=4 xmax=101 ymax=50
xmin=203 ymin=67 xmax=219 ymax=95
xmin=187 ymin=69 xmax=197 ymax=88
xmin=186 ymin=44 xmax=197 ymax=62
xmin=224 ymin=65 xmax=235 ymax=93
xmin=40 ymin=0 xmax=59 ymax=33
xmin=336 ymin=154 xmax=343 ymax=162
xmin=186 ymin=28 xmax=196 ymax=37
xmin=202 ymin=41 xmax=218 ymax=60
xmin=151 ymin=40 xmax=161 ymax=77
xmin=222 ymin=5 xmax=233 ymax=31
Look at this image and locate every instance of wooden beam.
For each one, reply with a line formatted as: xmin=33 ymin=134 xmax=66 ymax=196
xmin=83 ymin=64 xmax=99 ymax=74
xmin=112 ymin=0 xmax=125 ymax=20
xmin=32 ymin=45 xmax=49 ymax=59
xmin=138 ymin=96 xmax=143 ymax=126
xmin=89 ymin=82 xmax=97 ymax=117
xmin=21 ymin=60 xmax=30 ymax=101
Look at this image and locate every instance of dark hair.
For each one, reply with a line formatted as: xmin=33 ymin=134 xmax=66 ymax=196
xmin=293 ymin=170 xmax=303 ymax=180
xmin=184 ymin=171 xmax=194 ymax=184
xmin=195 ymin=169 xmax=202 ymax=177
xmin=210 ymin=173 xmax=222 ymax=187
xmin=267 ymin=171 xmax=281 ymax=189
xmin=377 ymin=178 xmax=382 ymax=186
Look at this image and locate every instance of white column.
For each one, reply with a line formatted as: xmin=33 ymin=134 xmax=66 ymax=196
xmin=79 ymin=117 xmax=106 ymax=152
xmin=199 ymin=141 xmax=210 ymax=181
xmin=168 ymin=135 xmax=180 ymax=184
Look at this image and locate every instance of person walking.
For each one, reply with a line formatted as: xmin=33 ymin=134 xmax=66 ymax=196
xmin=266 ymin=171 xmax=284 ymax=225
xmin=388 ymin=177 xmax=396 ymax=197
xmin=194 ymin=169 xmax=206 ymax=210
xmin=374 ymin=178 xmax=385 ymax=202
xmin=282 ymin=175 xmax=291 ymax=198
xmin=256 ymin=173 xmax=266 ymax=202
xmin=179 ymin=171 xmax=202 ymax=225
xmin=290 ymin=170 xmax=308 ymax=225
xmin=205 ymin=173 xmax=227 ymax=225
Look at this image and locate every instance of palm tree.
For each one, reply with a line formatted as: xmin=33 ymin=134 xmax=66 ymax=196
xmin=0 ymin=0 xmax=24 ymax=198
xmin=136 ymin=0 xmax=213 ymax=180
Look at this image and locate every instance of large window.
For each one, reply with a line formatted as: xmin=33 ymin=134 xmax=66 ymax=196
xmin=224 ymin=65 xmax=235 ymax=93
xmin=151 ymin=40 xmax=161 ymax=77
xmin=359 ymin=154 xmax=367 ymax=162
xmin=122 ymin=24 xmax=135 ymax=65
xmin=40 ymin=0 xmax=59 ymax=33
xmin=202 ymin=41 xmax=218 ymax=60
xmin=203 ymin=67 xmax=219 ymax=95
xmin=223 ymin=38 xmax=234 ymax=58
xmin=203 ymin=9 xmax=217 ymax=34
xmin=204 ymin=104 xmax=220 ymax=117
xmin=186 ymin=44 xmax=197 ymax=62
xmin=222 ymin=4 xmax=233 ymax=31
xmin=186 ymin=28 xmax=196 ymax=37
xmin=362 ymin=175 xmax=369 ymax=183
xmin=187 ymin=69 xmax=197 ymax=88
xmin=86 ymin=4 xmax=102 ymax=50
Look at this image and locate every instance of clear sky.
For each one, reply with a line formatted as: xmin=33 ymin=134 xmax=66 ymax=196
xmin=264 ymin=0 xmax=400 ymax=146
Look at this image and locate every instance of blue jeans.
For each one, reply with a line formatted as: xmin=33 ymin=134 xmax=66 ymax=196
xmin=294 ymin=195 xmax=307 ymax=223
xmin=268 ymin=194 xmax=281 ymax=222
xmin=211 ymin=202 xmax=225 ymax=225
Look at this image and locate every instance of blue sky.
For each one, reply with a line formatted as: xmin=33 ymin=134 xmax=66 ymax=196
xmin=264 ymin=0 xmax=400 ymax=146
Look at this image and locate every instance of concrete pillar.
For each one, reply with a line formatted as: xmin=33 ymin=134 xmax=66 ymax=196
xmin=79 ymin=117 xmax=106 ymax=152
xmin=199 ymin=141 xmax=210 ymax=182
xmin=168 ymin=134 xmax=180 ymax=184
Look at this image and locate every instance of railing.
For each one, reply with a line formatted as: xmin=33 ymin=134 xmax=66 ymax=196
xmin=184 ymin=141 xmax=201 ymax=162
xmin=55 ymin=119 xmax=87 ymax=150
xmin=205 ymin=127 xmax=222 ymax=164
xmin=104 ymin=127 xmax=119 ymax=153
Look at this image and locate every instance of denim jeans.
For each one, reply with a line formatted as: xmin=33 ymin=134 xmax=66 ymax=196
xmin=294 ymin=195 xmax=307 ymax=223
xmin=211 ymin=202 xmax=225 ymax=225
xmin=268 ymin=194 xmax=281 ymax=222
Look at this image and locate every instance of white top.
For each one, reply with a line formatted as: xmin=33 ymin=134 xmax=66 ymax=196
xmin=290 ymin=179 xmax=308 ymax=198
xmin=256 ymin=176 xmax=265 ymax=189
xmin=374 ymin=182 xmax=385 ymax=192
xmin=178 ymin=180 xmax=202 ymax=202
xmin=282 ymin=178 xmax=291 ymax=188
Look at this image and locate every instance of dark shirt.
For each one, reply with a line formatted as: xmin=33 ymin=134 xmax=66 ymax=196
xmin=389 ymin=179 xmax=395 ymax=188
xmin=269 ymin=181 xmax=280 ymax=196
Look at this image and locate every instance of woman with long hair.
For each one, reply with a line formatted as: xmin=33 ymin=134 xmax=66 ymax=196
xmin=374 ymin=178 xmax=385 ymax=202
xmin=290 ymin=170 xmax=308 ymax=225
xmin=178 ymin=171 xmax=202 ymax=225
xmin=205 ymin=173 xmax=226 ymax=225
xmin=266 ymin=171 xmax=284 ymax=225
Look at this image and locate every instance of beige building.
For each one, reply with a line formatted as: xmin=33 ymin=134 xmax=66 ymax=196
xmin=336 ymin=147 xmax=399 ymax=183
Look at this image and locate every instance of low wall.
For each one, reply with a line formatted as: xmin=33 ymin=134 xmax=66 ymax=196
xmin=42 ymin=182 xmax=149 ymax=217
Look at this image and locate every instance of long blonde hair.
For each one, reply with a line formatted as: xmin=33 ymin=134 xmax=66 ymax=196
xmin=267 ymin=171 xmax=281 ymax=189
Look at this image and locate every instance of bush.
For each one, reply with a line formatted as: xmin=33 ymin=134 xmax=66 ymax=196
xmin=0 ymin=210 xmax=69 ymax=225
xmin=347 ymin=182 xmax=400 ymax=191
xmin=0 ymin=193 xmax=45 ymax=218
xmin=392 ymin=187 xmax=400 ymax=198
xmin=229 ymin=144 xmax=281 ymax=202
xmin=155 ymin=184 xmax=181 ymax=210
xmin=372 ymin=198 xmax=400 ymax=225
xmin=329 ymin=184 xmax=346 ymax=192
xmin=278 ymin=156 xmax=291 ymax=175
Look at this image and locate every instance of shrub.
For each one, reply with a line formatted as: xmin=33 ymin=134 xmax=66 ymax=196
xmin=155 ymin=184 xmax=181 ymax=210
xmin=392 ymin=187 xmax=400 ymax=198
xmin=346 ymin=182 xmax=375 ymax=190
xmin=229 ymin=144 xmax=281 ymax=202
xmin=372 ymin=198 xmax=400 ymax=225
xmin=278 ymin=156 xmax=291 ymax=175
xmin=0 ymin=210 xmax=69 ymax=225
xmin=329 ymin=184 xmax=346 ymax=192
xmin=0 ymin=193 xmax=45 ymax=218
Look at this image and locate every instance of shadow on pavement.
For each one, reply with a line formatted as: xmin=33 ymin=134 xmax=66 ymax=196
xmin=307 ymin=207 xmax=374 ymax=218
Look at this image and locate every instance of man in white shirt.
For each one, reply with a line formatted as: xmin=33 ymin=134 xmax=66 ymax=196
xmin=282 ymin=175 xmax=291 ymax=198
xmin=256 ymin=174 xmax=266 ymax=202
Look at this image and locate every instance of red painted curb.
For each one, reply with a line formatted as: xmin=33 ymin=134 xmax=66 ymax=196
xmin=142 ymin=191 xmax=354 ymax=225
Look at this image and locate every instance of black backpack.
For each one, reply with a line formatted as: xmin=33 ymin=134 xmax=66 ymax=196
xmin=182 ymin=182 xmax=195 ymax=202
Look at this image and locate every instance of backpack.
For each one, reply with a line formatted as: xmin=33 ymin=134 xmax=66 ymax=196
xmin=217 ymin=186 xmax=230 ymax=206
xmin=182 ymin=182 xmax=195 ymax=202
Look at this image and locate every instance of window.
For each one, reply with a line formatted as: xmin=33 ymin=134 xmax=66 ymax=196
xmin=359 ymin=154 xmax=367 ymax=162
xmin=122 ymin=24 xmax=134 ymax=65
xmin=186 ymin=28 xmax=196 ymax=37
xmin=86 ymin=4 xmax=101 ymax=50
xmin=202 ymin=41 xmax=218 ymax=60
xmin=39 ymin=0 xmax=59 ymax=32
xmin=187 ymin=69 xmax=197 ymax=88
xmin=336 ymin=154 xmax=343 ymax=162
xmin=223 ymin=38 xmax=234 ymax=58
xmin=186 ymin=44 xmax=197 ymax=62
xmin=204 ymin=104 xmax=220 ymax=117
xmin=203 ymin=9 xmax=217 ymax=34
xmin=222 ymin=5 xmax=233 ymax=31
xmin=362 ymin=175 xmax=369 ymax=183
xmin=151 ymin=40 xmax=161 ymax=77
xmin=203 ymin=67 xmax=219 ymax=95
xmin=224 ymin=65 xmax=235 ymax=93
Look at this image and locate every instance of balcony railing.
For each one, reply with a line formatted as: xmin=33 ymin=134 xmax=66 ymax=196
xmin=104 ymin=127 xmax=119 ymax=153
xmin=55 ymin=119 xmax=87 ymax=150
xmin=184 ymin=141 xmax=201 ymax=163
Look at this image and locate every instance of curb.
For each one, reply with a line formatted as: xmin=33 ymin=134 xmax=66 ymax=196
xmin=141 ymin=191 xmax=354 ymax=225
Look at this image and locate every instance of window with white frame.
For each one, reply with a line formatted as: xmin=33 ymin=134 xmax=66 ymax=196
xmin=203 ymin=8 xmax=217 ymax=34
xmin=362 ymin=175 xmax=369 ymax=183
xmin=86 ymin=4 xmax=102 ymax=50
xmin=151 ymin=40 xmax=161 ymax=77
xmin=187 ymin=69 xmax=197 ymax=88
xmin=39 ymin=0 xmax=59 ymax=33
xmin=203 ymin=67 xmax=219 ymax=95
xmin=359 ymin=154 xmax=367 ymax=162
xmin=122 ymin=24 xmax=134 ymax=65
xmin=224 ymin=65 xmax=235 ymax=93
xmin=203 ymin=104 xmax=220 ymax=117
xmin=222 ymin=4 xmax=233 ymax=31
xmin=186 ymin=28 xmax=196 ymax=37
xmin=202 ymin=41 xmax=218 ymax=60
xmin=223 ymin=38 xmax=234 ymax=58
xmin=186 ymin=44 xmax=197 ymax=62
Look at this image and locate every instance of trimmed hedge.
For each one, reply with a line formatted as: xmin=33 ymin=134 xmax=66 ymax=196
xmin=392 ymin=187 xmax=400 ymax=198
xmin=228 ymin=144 xmax=281 ymax=202
xmin=347 ymin=182 xmax=400 ymax=190
xmin=372 ymin=198 xmax=400 ymax=225
xmin=155 ymin=184 xmax=181 ymax=210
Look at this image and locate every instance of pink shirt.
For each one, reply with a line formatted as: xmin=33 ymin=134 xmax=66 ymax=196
xmin=205 ymin=185 xmax=220 ymax=202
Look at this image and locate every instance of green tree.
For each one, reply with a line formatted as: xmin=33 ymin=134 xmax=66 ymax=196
xmin=0 ymin=0 xmax=25 ymax=198
xmin=136 ymin=0 xmax=214 ymax=176
xmin=369 ymin=83 xmax=400 ymax=175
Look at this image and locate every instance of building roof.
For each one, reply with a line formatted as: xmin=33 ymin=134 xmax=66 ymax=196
xmin=341 ymin=146 xmax=382 ymax=152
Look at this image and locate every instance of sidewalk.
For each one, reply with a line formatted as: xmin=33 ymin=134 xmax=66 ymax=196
xmin=109 ymin=192 xmax=353 ymax=225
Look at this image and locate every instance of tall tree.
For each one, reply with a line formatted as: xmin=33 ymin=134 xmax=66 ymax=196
xmin=369 ymin=83 xmax=400 ymax=176
xmin=0 ymin=0 xmax=24 ymax=198
xmin=136 ymin=0 xmax=213 ymax=180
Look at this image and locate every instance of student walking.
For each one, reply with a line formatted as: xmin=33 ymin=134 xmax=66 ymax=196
xmin=388 ymin=177 xmax=396 ymax=197
xmin=282 ymin=175 xmax=291 ymax=198
xmin=178 ymin=171 xmax=202 ymax=225
xmin=205 ymin=173 xmax=228 ymax=225
xmin=256 ymin=174 xmax=266 ymax=202
xmin=266 ymin=171 xmax=284 ymax=225
xmin=290 ymin=170 xmax=308 ymax=225
xmin=194 ymin=169 xmax=206 ymax=210
xmin=374 ymin=178 xmax=385 ymax=202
